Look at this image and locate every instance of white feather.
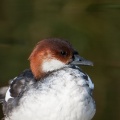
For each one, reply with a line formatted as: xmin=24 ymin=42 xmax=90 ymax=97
xmin=42 ymin=59 xmax=66 ymax=72
xmin=5 ymin=87 xmax=13 ymax=102
xmin=5 ymin=68 xmax=95 ymax=120
xmin=87 ymin=75 xmax=94 ymax=90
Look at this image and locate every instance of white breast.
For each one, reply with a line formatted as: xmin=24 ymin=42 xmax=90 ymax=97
xmin=5 ymin=67 xmax=96 ymax=120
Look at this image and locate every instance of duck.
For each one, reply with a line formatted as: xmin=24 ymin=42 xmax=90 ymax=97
xmin=0 ymin=38 xmax=96 ymax=120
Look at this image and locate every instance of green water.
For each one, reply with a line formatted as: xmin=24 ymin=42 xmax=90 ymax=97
xmin=0 ymin=0 xmax=120 ymax=120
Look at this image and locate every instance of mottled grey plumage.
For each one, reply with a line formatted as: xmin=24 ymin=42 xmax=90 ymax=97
xmin=1 ymin=65 xmax=95 ymax=120
xmin=2 ymin=69 xmax=35 ymax=116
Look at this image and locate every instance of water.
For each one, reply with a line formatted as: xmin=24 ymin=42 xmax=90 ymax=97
xmin=0 ymin=0 xmax=120 ymax=120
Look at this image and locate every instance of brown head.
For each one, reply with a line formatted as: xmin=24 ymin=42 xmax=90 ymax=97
xmin=29 ymin=38 xmax=93 ymax=79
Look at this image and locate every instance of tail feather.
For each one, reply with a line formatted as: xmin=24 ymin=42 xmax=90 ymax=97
xmin=0 ymin=87 xmax=8 ymax=103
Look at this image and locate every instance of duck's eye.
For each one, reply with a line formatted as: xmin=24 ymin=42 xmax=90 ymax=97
xmin=61 ymin=51 xmax=67 ymax=56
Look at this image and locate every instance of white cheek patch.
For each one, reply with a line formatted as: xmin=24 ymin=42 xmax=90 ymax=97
xmin=42 ymin=59 xmax=66 ymax=72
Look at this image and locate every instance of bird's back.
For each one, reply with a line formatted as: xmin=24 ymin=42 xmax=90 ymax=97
xmin=2 ymin=69 xmax=35 ymax=116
